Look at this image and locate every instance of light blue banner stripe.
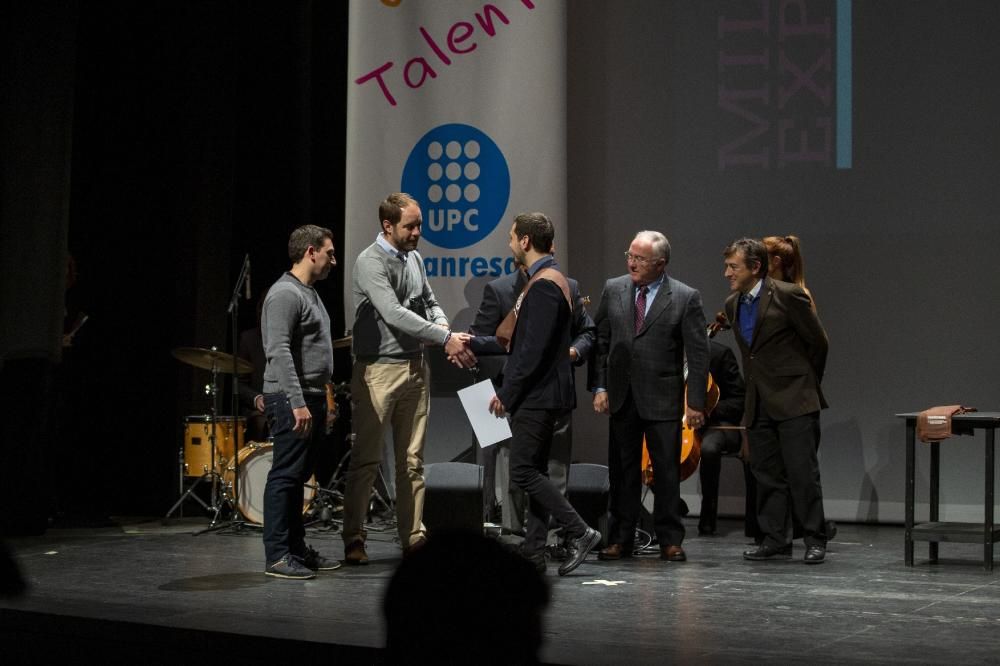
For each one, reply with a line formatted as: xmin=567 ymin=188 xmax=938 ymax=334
xmin=836 ymin=0 xmax=852 ymax=169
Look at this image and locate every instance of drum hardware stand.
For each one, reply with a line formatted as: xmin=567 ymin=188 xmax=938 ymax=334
xmin=303 ymin=482 xmax=344 ymax=531
xmin=194 ymin=253 xmax=253 ymax=535
xmin=165 ymin=362 xmax=232 ymax=523
xmin=307 ymin=429 xmax=395 ymax=531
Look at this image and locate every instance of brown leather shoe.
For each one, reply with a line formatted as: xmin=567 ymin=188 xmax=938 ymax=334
xmin=660 ymin=545 xmax=686 ymax=562
xmin=597 ymin=543 xmax=631 ymax=561
xmin=403 ymin=536 xmax=427 ymax=558
xmin=344 ymin=539 xmax=369 ymax=566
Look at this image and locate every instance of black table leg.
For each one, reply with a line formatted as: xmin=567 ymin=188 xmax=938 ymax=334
xmin=929 ymin=442 xmax=939 ymax=563
xmin=905 ymin=421 xmax=915 ymax=566
xmin=986 ymin=428 xmax=995 ymax=572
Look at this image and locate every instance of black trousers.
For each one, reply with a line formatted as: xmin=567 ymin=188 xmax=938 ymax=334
xmin=508 ymin=407 xmax=588 ymax=556
xmin=608 ymin=390 xmax=684 ymax=547
xmin=482 ymin=411 xmax=574 ymax=534
xmin=262 ymin=392 xmax=325 ymax=565
xmin=697 ymin=425 xmax=741 ymax=530
xmin=748 ymin=405 xmax=826 ymax=549
xmin=698 ymin=427 xmax=761 ymax=538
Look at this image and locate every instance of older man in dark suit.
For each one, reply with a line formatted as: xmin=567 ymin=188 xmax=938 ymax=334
xmin=593 ymin=231 xmax=709 ymax=562
xmin=486 ymin=212 xmax=600 ymax=576
xmin=723 ymin=237 xmax=830 ymax=564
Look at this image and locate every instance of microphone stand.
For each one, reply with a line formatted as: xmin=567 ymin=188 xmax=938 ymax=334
xmin=196 ymin=253 xmax=251 ymax=535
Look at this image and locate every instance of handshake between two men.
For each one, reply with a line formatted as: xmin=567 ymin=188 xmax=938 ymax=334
xmin=443 ymin=334 xmax=511 ymax=418
xmin=443 ymin=330 xmax=518 ymax=416
xmin=443 ymin=329 xmax=477 ymax=369
xmin=444 ymin=329 xmax=585 ymax=420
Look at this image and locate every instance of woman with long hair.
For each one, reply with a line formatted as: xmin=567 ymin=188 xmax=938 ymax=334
xmin=763 ymin=235 xmax=814 ymax=307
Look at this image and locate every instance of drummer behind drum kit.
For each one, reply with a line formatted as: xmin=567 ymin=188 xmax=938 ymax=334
xmin=165 ymin=340 xmax=357 ymax=531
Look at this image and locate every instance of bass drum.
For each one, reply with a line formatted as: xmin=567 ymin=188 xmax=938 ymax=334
xmin=225 ymin=442 xmax=315 ymax=525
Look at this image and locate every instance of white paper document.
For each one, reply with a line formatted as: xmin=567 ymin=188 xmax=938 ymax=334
xmin=457 ymin=379 xmax=512 ymax=448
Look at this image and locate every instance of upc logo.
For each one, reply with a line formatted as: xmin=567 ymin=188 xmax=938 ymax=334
xmin=401 ymin=123 xmax=510 ymax=249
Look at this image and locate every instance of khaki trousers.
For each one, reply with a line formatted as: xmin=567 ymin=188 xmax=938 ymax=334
xmin=343 ymin=357 xmax=429 ymax=548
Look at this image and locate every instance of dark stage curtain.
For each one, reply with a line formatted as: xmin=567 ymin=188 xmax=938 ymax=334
xmin=1 ymin=1 xmax=348 ymax=524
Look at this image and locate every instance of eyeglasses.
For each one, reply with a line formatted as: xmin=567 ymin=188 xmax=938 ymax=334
xmin=624 ymin=252 xmax=658 ymax=266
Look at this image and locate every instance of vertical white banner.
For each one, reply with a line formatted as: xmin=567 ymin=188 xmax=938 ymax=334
xmin=345 ymin=0 xmax=567 ymax=331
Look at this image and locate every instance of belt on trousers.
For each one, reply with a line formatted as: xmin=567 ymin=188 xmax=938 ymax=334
xmin=355 ymin=351 xmax=425 ymax=365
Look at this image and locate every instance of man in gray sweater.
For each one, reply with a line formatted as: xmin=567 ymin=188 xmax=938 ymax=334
xmin=342 ymin=192 xmax=474 ymax=564
xmin=261 ymin=225 xmax=341 ymax=579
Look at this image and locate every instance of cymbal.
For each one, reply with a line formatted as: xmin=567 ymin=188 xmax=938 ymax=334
xmin=332 ymin=335 xmax=352 ymax=350
xmin=172 ymin=347 xmax=253 ymax=374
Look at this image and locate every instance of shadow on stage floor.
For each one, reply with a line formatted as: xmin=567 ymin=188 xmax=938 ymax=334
xmin=2 ymin=517 xmax=999 ymax=664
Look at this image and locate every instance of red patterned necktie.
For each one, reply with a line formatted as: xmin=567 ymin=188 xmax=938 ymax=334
xmin=634 ymin=285 xmax=649 ymax=334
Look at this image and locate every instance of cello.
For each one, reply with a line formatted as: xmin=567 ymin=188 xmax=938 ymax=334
xmin=641 ymin=313 xmax=730 ymax=485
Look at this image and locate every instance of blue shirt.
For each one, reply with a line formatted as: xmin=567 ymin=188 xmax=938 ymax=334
xmin=375 ymin=233 xmax=406 ymax=261
xmin=635 ymin=273 xmax=665 ymax=318
xmin=738 ymin=279 xmax=763 ymax=346
xmin=525 ymin=255 xmax=553 ymax=278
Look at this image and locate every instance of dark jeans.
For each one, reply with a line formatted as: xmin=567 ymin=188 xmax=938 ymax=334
xmin=262 ymin=392 xmax=325 ymax=565
xmin=608 ymin=390 xmax=684 ymax=548
xmin=508 ymin=408 xmax=588 ymax=556
xmin=748 ymin=407 xmax=826 ymax=549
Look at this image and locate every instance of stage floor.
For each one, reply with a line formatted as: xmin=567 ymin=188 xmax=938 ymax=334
xmin=2 ymin=517 xmax=999 ymax=664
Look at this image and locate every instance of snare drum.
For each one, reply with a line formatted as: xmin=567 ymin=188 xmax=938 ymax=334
xmin=183 ymin=415 xmax=246 ymax=477
xmin=224 ymin=441 xmax=315 ymax=525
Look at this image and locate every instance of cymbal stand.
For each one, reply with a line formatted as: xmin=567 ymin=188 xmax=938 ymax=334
xmin=195 ymin=254 xmax=252 ymax=535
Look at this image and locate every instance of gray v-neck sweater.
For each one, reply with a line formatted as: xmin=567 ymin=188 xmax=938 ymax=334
xmin=352 ymin=242 xmax=449 ymax=362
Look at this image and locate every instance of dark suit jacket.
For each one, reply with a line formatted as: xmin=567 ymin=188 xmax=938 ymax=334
xmin=594 ymin=274 xmax=709 ymax=421
xmin=468 ymin=269 xmax=524 ymax=381
xmin=707 ymin=340 xmax=745 ymax=426
xmin=724 ymin=277 xmax=828 ymax=425
xmin=469 ymin=268 xmax=596 ymax=383
xmin=495 ymin=259 xmax=576 ymax=414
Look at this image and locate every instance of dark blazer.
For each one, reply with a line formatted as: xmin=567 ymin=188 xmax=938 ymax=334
xmin=724 ymin=277 xmax=828 ymax=425
xmin=594 ymin=274 xmax=710 ymax=420
xmin=707 ymin=340 xmax=745 ymax=426
xmin=468 ymin=269 xmax=525 ymax=380
xmin=495 ymin=259 xmax=576 ymax=414
xmin=469 ymin=268 xmax=596 ymax=382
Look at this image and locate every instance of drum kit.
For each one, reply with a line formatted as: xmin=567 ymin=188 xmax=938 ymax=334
xmin=165 ymin=338 xmax=358 ymax=531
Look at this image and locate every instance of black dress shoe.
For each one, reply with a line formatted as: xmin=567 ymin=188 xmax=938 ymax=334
xmin=743 ymin=543 xmax=792 ymax=561
xmin=558 ymin=527 xmax=601 ymax=576
xmin=804 ymin=545 xmax=826 ymax=564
